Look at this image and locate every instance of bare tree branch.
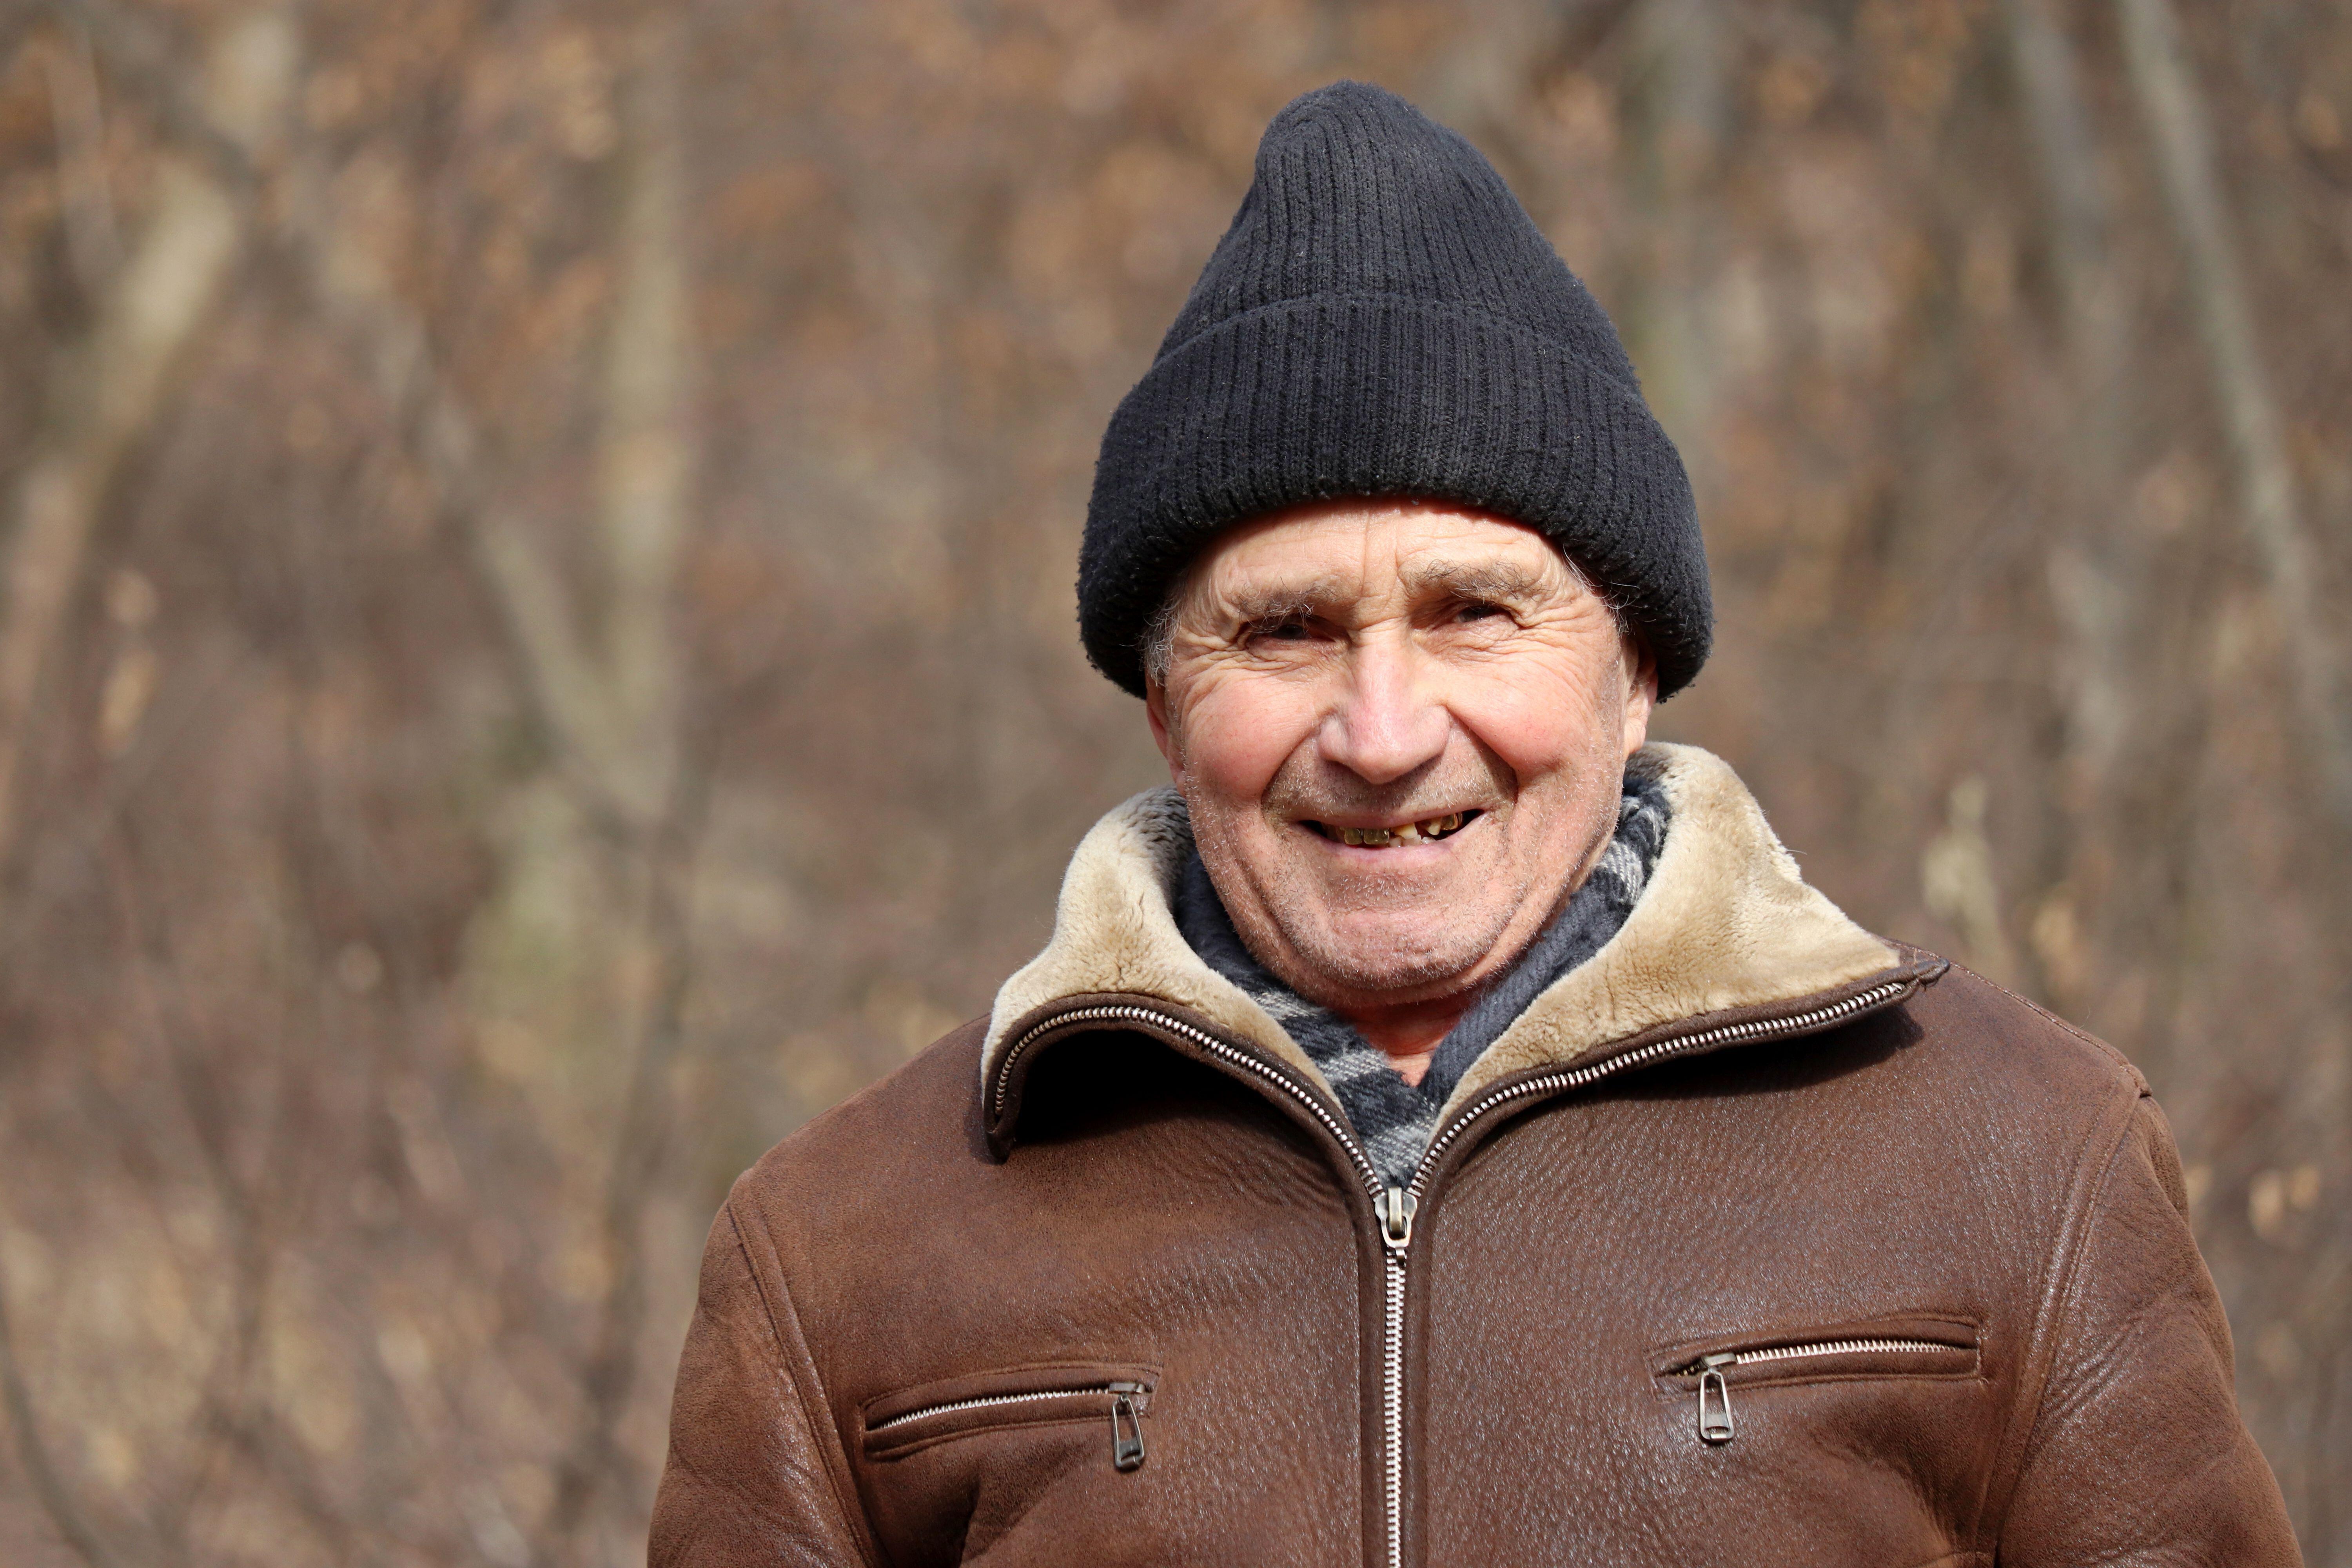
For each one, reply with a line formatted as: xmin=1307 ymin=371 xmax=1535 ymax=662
xmin=595 ymin=12 xmax=697 ymax=820
xmin=538 ymin=723 xmax=716 ymax=1561
xmin=0 ymin=153 xmax=239 ymax=861
xmin=2004 ymin=0 xmax=2143 ymax=798
xmin=2118 ymin=0 xmax=2352 ymax=828
xmin=42 ymin=19 xmax=123 ymax=296
xmin=539 ymin=18 xmax=706 ymax=1553
xmin=63 ymin=0 xmax=640 ymax=835
xmin=0 ymin=1245 xmax=126 ymax=1568
xmin=1618 ymin=0 xmax=1725 ymax=454
xmin=2004 ymin=0 xmax=2122 ymax=389
xmin=0 ymin=5 xmax=312 ymax=876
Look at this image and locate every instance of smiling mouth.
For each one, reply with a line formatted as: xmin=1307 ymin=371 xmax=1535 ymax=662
xmin=1304 ymin=810 xmax=1480 ymax=848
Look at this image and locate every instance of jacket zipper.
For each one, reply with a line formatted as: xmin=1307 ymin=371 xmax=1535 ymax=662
xmin=1675 ymin=1337 xmax=1955 ymax=1445
xmin=869 ymin=1380 xmax=1152 ymax=1471
xmin=994 ymin=976 xmax=1912 ymax=1568
xmin=995 ymin=1005 xmax=1401 ymax=1552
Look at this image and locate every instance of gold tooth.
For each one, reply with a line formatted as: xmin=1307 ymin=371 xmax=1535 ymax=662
xmin=1336 ymin=820 xmax=1477 ymax=847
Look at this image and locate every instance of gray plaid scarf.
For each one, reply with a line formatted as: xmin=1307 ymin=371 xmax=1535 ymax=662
xmin=1176 ymin=769 xmax=1671 ymax=1185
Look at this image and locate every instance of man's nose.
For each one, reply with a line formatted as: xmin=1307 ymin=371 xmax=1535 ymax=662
xmin=1316 ymin=640 xmax=1449 ymax=786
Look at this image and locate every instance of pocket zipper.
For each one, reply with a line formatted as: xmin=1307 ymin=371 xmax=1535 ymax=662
xmin=1678 ymin=1337 xmax=1954 ymax=1445
xmin=868 ymin=1380 xmax=1151 ymax=1471
xmin=995 ymin=975 xmax=1922 ymax=1568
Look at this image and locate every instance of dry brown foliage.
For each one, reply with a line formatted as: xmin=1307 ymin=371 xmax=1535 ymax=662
xmin=0 ymin=0 xmax=2347 ymax=1562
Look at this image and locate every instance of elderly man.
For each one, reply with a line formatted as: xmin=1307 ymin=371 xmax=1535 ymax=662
xmin=652 ymin=83 xmax=2297 ymax=1566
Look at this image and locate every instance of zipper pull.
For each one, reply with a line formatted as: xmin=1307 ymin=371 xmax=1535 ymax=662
xmin=1375 ymin=1187 xmax=1417 ymax=1252
xmin=1696 ymin=1353 xmax=1736 ymax=1445
xmin=1107 ymin=1382 xmax=1146 ymax=1472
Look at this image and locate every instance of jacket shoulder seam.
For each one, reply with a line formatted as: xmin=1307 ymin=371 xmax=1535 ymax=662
xmin=1943 ymin=960 xmax=2149 ymax=1093
xmin=1977 ymin=1077 xmax=2149 ymax=1552
xmin=722 ymin=1197 xmax=880 ymax=1568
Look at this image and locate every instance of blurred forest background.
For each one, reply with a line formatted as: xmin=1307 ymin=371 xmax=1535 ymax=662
xmin=0 ymin=0 xmax=2347 ymax=1561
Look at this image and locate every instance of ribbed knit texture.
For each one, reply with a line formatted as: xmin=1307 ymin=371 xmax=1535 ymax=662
xmin=1079 ymin=80 xmax=1711 ymax=698
xmin=1175 ymin=770 xmax=1672 ymax=1185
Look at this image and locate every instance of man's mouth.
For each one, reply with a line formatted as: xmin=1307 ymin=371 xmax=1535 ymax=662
xmin=1304 ymin=810 xmax=1480 ymax=849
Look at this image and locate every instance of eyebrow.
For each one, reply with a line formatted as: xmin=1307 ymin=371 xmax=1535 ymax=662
xmin=1398 ymin=558 xmax=1552 ymax=605
xmin=1212 ymin=576 xmax=1350 ymax=626
xmin=1198 ymin=557 xmax=1559 ymax=628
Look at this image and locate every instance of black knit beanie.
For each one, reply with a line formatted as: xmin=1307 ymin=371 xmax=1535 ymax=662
xmin=1078 ymin=81 xmax=1711 ymax=698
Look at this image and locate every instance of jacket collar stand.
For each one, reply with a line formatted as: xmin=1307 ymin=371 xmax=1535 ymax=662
xmin=984 ymin=744 xmax=1910 ymax=1132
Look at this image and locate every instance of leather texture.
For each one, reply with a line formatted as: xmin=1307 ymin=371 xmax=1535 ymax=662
xmin=651 ymin=753 xmax=2299 ymax=1566
xmin=652 ymin=976 xmax=2299 ymax=1566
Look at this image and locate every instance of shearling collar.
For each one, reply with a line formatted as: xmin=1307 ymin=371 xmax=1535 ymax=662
xmin=984 ymin=743 xmax=1910 ymax=1126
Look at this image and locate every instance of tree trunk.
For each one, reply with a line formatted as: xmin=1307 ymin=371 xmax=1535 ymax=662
xmin=0 ymin=154 xmax=238 ymax=860
xmin=2118 ymin=0 xmax=2351 ymax=829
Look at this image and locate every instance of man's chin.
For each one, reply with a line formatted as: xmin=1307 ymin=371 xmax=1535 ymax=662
xmin=1274 ymin=916 xmax=1516 ymax=1006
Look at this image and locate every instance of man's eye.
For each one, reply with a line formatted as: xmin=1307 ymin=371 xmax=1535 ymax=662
xmin=1454 ymin=601 xmax=1508 ymax=623
xmin=1249 ymin=617 xmax=1314 ymax=641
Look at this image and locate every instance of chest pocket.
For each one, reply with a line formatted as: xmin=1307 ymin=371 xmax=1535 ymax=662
xmin=859 ymin=1361 xmax=1157 ymax=1470
xmin=1650 ymin=1315 xmax=1981 ymax=1446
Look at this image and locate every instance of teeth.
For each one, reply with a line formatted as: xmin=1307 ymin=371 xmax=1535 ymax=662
xmin=1327 ymin=812 xmax=1472 ymax=847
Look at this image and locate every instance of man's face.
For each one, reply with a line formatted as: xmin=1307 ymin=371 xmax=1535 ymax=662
xmin=1147 ymin=499 xmax=1656 ymax=1013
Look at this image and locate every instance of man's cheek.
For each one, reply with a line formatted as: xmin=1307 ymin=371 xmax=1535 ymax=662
xmin=1463 ymin=670 xmax=1615 ymax=777
xmin=1185 ymin=699 xmax=1305 ymax=802
xmin=1445 ymin=689 xmax=1561 ymax=782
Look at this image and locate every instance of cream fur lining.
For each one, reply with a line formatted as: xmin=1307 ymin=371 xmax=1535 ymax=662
xmin=1432 ymin=744 xmax=1899 ymax=1119
xmin=981 ymin=787 xmax=1329 ymax=1092
xmin=982 ymin=744 xmax=1900 ymax=1116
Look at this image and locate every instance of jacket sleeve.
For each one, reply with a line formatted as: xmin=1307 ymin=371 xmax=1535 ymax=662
xmin=1997 ymin=1094 xmax=2301 ymax=1565
xmin=649 ymin=1201 xmax=875 ymax=1568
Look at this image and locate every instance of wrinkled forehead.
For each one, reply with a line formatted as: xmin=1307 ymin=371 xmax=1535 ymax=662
xmin=1177 ymin=500 xmax=1576 ymax=618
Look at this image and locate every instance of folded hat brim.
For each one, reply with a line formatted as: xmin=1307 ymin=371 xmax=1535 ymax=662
xmin=1079 ymin=290 xmax=1711 ymax=699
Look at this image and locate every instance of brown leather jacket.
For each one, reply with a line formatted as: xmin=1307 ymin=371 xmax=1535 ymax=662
xmin=651 ymin=745 xmax=2299 ymax=1567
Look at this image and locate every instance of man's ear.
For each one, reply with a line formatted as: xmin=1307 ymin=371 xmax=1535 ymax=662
xmin=1619 ymin=630 xmax=1658 ymax=759
xmin=1145 ymin=678 xmax=1184 ymax=783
